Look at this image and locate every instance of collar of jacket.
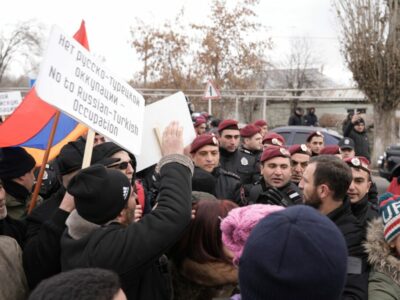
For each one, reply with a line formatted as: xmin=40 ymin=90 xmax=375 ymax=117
xmin=219 ymin=147 xmax=237 ymax=157
xmin=350 ymin=195 xmax=369 ymax=218
xmin=66 ymin=210 xmax=103 ymax=240
xmin=2 ymin=179 xmax=30 ymax=203
xmin=326 ymin=196 xmax=352 ymax=221
xmin=364 ymin=218 xmax=400 ymax=285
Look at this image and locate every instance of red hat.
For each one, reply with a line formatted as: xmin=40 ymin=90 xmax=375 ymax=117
xmin=260 ymin=146 xmax=290 ymax=163
xmin=320 ymin=145 xmax=340 ymax=155
xmin=190 ymin=134 xmax=219 ymax=154
xmin=218 ymin=119 xmax=239 ymax=132
xmin=253 ymin=119 xmax=268 ymax=127
xmin=306 ymin=131 xmax=324 ymax=142
xmin=194 ymin=117 xmax=206 ymax=127
xmin=262 ymin=132 xmax=286 ymax=146
xmin=344 ymin=156 xmax=370 ymax=173
xmin=289 ymin=144 xmax=311 ymax=156
xmin=240 ymin=124 xmax=261 ymax=138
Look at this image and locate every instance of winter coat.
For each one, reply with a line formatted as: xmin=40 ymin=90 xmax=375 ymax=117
xmin=327 ymin=198 xmax=369 ymax=300
xmin=350 ymin=195 xmax=379 ymax=230
xmin=0 ymin=236 xmax=29 ymax=300
xmin=213 ymin=167 xmax=244 ymax=205
xmin=23 ymin=187 xmax=70 ymax=289
xmin=364 ymin=218 xmax=400 ymax=300
xmin=288 ymin=113 xmax=304 ymax=126
xmin=219 ymin=148 xmax=241 ymax=175
xmin=0 ymin=215 xmax=26 ymax=248
xmin=343 ymin=122 xmax=370 ymax=160
xmin=248 ymin=180 xmax=302 ymax=207
xmin=304 ymin=112 xmax=318 ymax=126
xmin=171 ymin=259 xmax=238 ymax=300
xmin=61 ymin=161 xmax=193 ymax=300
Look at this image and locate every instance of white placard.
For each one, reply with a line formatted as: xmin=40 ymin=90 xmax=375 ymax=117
xmin=136 ymin=92 xmax=196 ymax=172
xmin=0 ymin=91 xmax=22 ymax=115
xmin=35 ymin=25 xmax=145 ymax=155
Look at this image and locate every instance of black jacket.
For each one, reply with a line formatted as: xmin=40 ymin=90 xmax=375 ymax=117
xmin=212 ymin=167 xmax=244 ymax=205
xmin=248 ymin=180 xmax=302 ymax=207
xmin=327 ymin=198 xmax=369 ymax=300
xmin=219 ymin=147 xmax=241 ymax=174
xmin=343 ymin=123 xmax=370 ymax=160
xmin=0 ymin=215 xmax=26 ymax=248
xmin=61 ymin=162 xmax=192 ymax=300
xmin=288 ymin=113 xmax=304 ymax=126
xmin=23 ymin=187 xmax=70 ymax=289
xmin=350 ymin=195 xmax=379 ymax=230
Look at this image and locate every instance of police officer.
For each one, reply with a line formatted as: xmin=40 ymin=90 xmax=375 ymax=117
xmin=262 ymin=132 xmax=286 ymax=149
xmin=217 ymin=119 xmax=241 ymax=172
xmin=249 ymin=146 xmax=302 ymax=207
xmin=190 ymin=134 xmax=244 ymax=205
xmin=288 ymin=144 xmax=311 ymax=185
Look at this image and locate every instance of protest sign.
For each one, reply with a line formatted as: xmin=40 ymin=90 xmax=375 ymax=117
xmin=136 ymin=92 xmax=196 ymax=172
xmin=0 ymin=91 xmax=22 ymax=115
xmin=35 ymin=25 xmax=144 ymax=155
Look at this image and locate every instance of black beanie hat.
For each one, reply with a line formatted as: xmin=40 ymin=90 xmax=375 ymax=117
xmin=67 ymin=164 xmax=131 ymax=225
xmin=95 ymin=142 xmax=137 ymax=169
xmin=239 ymin=205 xmax=347 ymax=300
xmin=0 ymin=147 xmax=36 ymax=179
xmin=56 ymin=140 xmax=120 ymax=176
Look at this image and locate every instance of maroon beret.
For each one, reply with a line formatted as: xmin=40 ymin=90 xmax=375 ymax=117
xmin=240 ymin=124 xmax=261 ymax=138
xmin=319 ymin=145 xmax=340 ymax=155
xmin=306 ymin=131 xmax=324 ymax=142
xmin=344 ymin=156 xmax=370 ymax=173
xmin=218 ymin=119 xmax=239 ymax=132
xmin=190 ymin=134 xmax=219 ymax=154
xmin=289 ymin=144 xmax=311 ymax=156
xmin=260 ymin=146 xmax=290 ymax=163
xmin=194 ymin=117 xmax=206 ymax=127
xmin=262 ymin=132 xmax=286 ymax=146
xmin=253 ymin=119 xmax=268 ymax=127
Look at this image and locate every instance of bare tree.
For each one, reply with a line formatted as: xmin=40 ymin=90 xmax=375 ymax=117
xmin=335 ymin=0 xmax=400 ymax=165
xmin=0 ymin=20 xmax=44 ymax=83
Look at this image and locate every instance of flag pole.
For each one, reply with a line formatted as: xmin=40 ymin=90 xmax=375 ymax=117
xmin=81 ymin=129 xmax=95 ymax=168
xmin=28 ymin=111 xmax=61 ymax=214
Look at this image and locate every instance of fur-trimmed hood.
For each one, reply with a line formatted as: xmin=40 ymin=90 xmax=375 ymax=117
xmin=364 ymin=218 xmax=400 ymax=285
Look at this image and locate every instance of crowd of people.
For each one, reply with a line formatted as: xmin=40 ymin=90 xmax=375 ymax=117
xmin=0 ymin=111 xmax=399 ymax=300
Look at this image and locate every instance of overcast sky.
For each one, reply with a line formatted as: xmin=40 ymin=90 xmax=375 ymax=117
xmin=2 ymin=0 xmax=353 ymax=86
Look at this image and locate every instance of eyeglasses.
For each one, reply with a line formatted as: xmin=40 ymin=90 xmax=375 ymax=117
xmin=108 ymin=160 xmax=133 ymax=170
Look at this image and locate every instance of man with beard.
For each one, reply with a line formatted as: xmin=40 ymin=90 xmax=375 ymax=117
xmin=288 ymin=144 xmax=311 ymax=185
xmin=299 ymin=155 xmax=369 ymax=300
xmin=248 ymin=146 xmax=302 ymax=207
xmin=60 ymin=122 xmax=193 ymax=300
xmin=344 ymin=156 xmax=378 ymax=227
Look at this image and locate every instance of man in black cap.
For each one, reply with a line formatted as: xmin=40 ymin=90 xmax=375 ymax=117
xmin=23 ymin=140 xmax=120 ymax=289
xmin=0 ymin=147 xmax=38 ymax=219
xmin=60 ymin=121 xmax=193 ymax=300
xmin=339 ymin=137 xmax=356 ymax=159
xmin=343 ymin=113 xmax=370 ymax=160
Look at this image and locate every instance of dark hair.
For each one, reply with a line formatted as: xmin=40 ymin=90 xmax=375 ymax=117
xmin=171 ymin=199 xmax=238 ymax=266
xmin=310 ymin=155 xmax=352 ymax=201
xmin=29 ymin=268 xmax=121 ymax=300
xmin=210 ymin=118 xmax=221 ymax=127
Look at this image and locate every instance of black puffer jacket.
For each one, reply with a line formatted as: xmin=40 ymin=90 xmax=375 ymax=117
xmin=327 ymin=198 xmax=369 ymax=300
xmin=61 ymin=161 xmax=192 ymax=300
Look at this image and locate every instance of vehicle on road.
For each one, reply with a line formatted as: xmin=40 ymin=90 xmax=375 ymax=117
xmin=270 ymin=126 xmax=342 ymax=146
xmin=378 ymin=144 xmax=400 ymax=181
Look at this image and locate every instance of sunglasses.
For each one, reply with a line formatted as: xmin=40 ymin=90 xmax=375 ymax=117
xmin=108 ymin=160 xmax=134 ymax=170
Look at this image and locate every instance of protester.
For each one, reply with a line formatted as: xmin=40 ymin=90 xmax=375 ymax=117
xmin=239 ymin=205 xmax=348 ymax=300
xmin=299 ymin=155 xmax=369 ymax=299
xmin=0 ymin=236 xmax=29 ymax=300
xmin=288 ymin=107 xmax=304 ymax=125
xmin=253 ymin=119 xmax=268 ymax=136
xmin=23 ymin=140 xmax=119 ymax=289
xmin=306 ymin=131 xmax=324 ymax=156
xmin=0 ymin=178 xmax=26 ymax=247
xmin=344 ymin=157 xmax=378 ymax=227
xmin=29 ymin=268 xmax=126 ymax=300
xmin=288 ymin=144 xmax=311 ymax=185
xmin=170 ymin=199 xmax=238 ymax=300
xmin=303 ymin=107 xmax=319 ymax=126
xmin=220 ymin=204 xmax=284 ymax=265
xmin=343 ymin=113 xmax=370 ymax=160
xmin=249 ymin=146 xmax=302 ymax=207
xmin=190 ymin=134 xmax=243 ymax=204
xmin=0 ymin=147 xmax=38 ymax=219
xmin=339 ymin=137 xmax=356 ymax=159
xmin=60 ymin=122 xmax=193 ymax=300
xmin=365 ymin=193 xmax=400 ymax=299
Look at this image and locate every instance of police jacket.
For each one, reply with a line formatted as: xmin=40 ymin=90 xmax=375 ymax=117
xmin=61 ymin=159 xmax=193 ymax=300
xmin=248 ymin=179 xmax=302 ymax=207
xmin=327 ymin=198 xmax=369 ymax=300
xmin=350 ymin=195 xmax=379 ymax=230
xmin=212 ymin=167 xmax=244 ymax=205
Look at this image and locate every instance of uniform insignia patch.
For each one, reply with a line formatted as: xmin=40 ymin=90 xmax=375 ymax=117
xmin=241 ymin=157 xmax=249 ymax=166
